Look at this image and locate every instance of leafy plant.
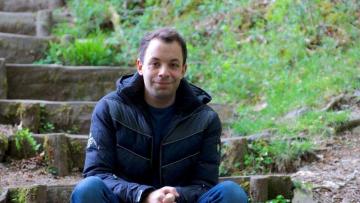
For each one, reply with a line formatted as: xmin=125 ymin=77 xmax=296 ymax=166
xmin=244 ymin=139 xmax=313 ymax=174
xmin=266 ymin=195 xmax=290 ymax=203
xmin=39 ymin=104 xmax=55 ymax=133
xmin=15 ymin=128 xmax=40 ymax=153
xmin=244 ymin=140 xmax=274 ymax=174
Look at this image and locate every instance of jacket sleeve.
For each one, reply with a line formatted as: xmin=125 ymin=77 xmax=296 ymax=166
xmin=83 ymin=99 xmax=155 ymax=203
xmin=176 ymin=110 xmax=222 ymax=203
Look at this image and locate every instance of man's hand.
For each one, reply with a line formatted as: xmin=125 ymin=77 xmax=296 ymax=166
xmin=144 ymin=186 xmax=179 ymax=203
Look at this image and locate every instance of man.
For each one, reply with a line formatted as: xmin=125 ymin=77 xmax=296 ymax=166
xmin=71 ymin=28 xmax=248 ymax=203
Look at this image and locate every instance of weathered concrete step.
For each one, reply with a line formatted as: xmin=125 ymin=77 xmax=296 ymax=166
xmin=0 ymin=100 xmax=234 ymax=134
xmin=2 ymin=175 xmax=293 ymax=203
xmin=0 ymin=100 xmax=95 ymax=134
xmin=0 ymin=33 xmax=50 ymax=63
xmin=5 ymin=184 xmax=76 ymax=203
xmin=2 ymin=135 xmax=244 ymax=177
xmin=0 ymin=62 xmax=135 ymax=100
xmin=0 ymin=10 xmax=73 ymax=36
xmin=0 ymin=12 xmax=36 ymax=35
xmin=0 ymin=0 xmax=64 ymax=12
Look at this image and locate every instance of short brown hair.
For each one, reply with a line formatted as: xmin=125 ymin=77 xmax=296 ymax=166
xmin=139 ymin=27 xmax=187 ymax=65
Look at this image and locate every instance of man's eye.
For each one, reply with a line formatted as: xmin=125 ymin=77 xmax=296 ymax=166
xmin=150 ymin=62 xmax=160 ymax=67
xmin=171 ymin=63 xmax=179 ymax=68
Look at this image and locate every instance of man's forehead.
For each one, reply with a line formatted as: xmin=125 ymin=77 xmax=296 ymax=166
xmin=145 ymin=39 xmax=183 ymax=61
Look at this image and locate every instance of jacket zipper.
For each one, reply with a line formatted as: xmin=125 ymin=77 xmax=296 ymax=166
xmin=158 ymin=105 xmax=203 ymax=186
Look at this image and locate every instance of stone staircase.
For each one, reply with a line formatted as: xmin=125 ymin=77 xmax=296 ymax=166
xmin=0 ymin=1 xmax=294 ymax=202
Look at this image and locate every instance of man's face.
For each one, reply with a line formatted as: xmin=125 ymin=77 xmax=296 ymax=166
xmin=137 ymin=39 xmax=187 ymax=106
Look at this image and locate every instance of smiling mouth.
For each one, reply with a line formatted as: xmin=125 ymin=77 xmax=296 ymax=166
xmin=154 ymin=81 xmax=172 ymax=85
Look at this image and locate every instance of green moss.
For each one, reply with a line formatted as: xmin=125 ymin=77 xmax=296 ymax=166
xmin=0 ymin=133 xmax=8 ymax=160
xmin=9 ymin=187 xmax=38 ymax=203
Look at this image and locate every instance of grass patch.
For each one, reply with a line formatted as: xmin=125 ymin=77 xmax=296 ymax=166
xmin=38 ymin=0 xmax=360 ymax=174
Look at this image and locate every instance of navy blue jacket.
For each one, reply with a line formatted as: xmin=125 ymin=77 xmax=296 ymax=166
xmin=83 ymin=73 xmax=221 ymax=203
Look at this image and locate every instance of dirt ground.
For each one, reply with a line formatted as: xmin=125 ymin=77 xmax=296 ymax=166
xmin=0 ymin=124 xmax=82 ymax=189
xmin=0 ymin=156 xmax=82 ymax=189
xmin=292 ymin=127 xmax=360 ymax=203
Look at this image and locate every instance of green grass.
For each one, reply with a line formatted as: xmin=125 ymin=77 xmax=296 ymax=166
xmin=38 ymin=0 xmax=360 ymax=174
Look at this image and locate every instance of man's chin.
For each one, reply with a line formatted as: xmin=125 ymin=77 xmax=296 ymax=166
xmin=153 ymin=91 xmax=174 ymax=100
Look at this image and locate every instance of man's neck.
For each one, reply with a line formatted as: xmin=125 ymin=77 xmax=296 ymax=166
xmin=144 ymin=93 xmax=175 ymax=108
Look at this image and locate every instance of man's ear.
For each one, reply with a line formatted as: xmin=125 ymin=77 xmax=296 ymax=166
xmin=181 ymin=64 xmax=187 ymax=77
xmin=136 ymin=58 xmax=143 ymax=75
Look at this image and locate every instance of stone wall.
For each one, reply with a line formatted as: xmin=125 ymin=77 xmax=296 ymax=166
xmin=0 ymin=0 xmax=64 ymax=12
xmin=0 ymin=58 xmax=7 ymax=99
xmin=6 ymin=64 xmax=135 ymax=101
xmin=0 ymin=12 xmax=36 ymax=35
xmin=0 ymin=33 xmax=50 ymax=63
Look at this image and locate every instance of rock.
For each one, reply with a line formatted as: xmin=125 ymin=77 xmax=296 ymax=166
xmin=321 ymin=94 xmax=345 ymax=112
xmin=0 ymin=188 xmax=8 ymax=203
xmin=46 ymin=184 xmax=76 ymax=203
xmin=246 ymin=129 xmax=274 ymax=142
xmin=335 ymin=116 xmax=360 ymax=133
xmin=36 ymin=10 xmax=52 ymax=37
xmin=250 ymin=175 xmax=268 ymax=202
xmin=0 ymin=58 xmax=7 ymax=99
xmin=8 ymin=185 xmax=47 ymax=203
xmin=268 ymin=175 xmax=294 ymax=199
xmin=0 ymin=133 xmax=8 ymax=162
xmin=43 ymin=133 xmax=71 ymax=176
xmin=220 ymin=137 xmax=248 ymax=174
xmin=283 ymin=107 xmax=309 ymax=120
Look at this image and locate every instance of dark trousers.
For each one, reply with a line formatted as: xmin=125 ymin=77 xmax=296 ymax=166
xmin=71 ymin=176 xmax=248 ymax=203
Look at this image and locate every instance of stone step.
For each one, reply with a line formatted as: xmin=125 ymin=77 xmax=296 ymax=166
xmin=0 ymin=100 xmax=96 ymax=134
xmin=0 ymin=100 xmax=234 ymax=134
xmin=1 ymin=175 xmax=293 ymax=203
xmin=0 ymin=12 xmax=37 ymax=35
xmin=2 ymin=134 xmax=243 ymax=176
xmin=0 ymin=9 xmax=66 ymax=36
xmin=0 ymin=62 xmax=135 ymax=100
xmin=0 ymin=33 xmax=51 ymax=63
xmin=0 ymin=0 xmax=64 ymax=12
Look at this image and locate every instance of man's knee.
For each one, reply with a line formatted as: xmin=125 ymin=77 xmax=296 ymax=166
xmin=218 ymin=181 xmax=248 ymax=202
xmin=71 ymin=176 xmax=105 ymax=200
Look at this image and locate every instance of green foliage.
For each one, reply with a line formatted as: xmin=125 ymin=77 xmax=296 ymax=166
xmin=68 ymin=0 xmax=112 ymax=36
xmin=244 ymin=140 xmax=273 ymax=173
xmin=266 ymin=195 xmax=290 ymax=203
xmin=15 ymin=128 xmax=40 ymax=153
xmin=39 ymin=104 xmax=55 ymax=133
xmin=244 ymin=139 xmax=313 ymax=174
xmin=37 ymin=0 xmax=360 ymax=173
xmin=38 ymin=34 xmax=116 ymax=66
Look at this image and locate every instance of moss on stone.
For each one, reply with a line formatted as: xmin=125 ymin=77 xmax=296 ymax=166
xmin=0 ymin=132 xmax=8 ymax=161
xmin=9 ymin=187 xmax=37 ymax=203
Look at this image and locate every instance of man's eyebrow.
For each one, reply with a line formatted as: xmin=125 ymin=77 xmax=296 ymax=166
xmin=170 ymin=59 xmax=180 ymax=62
xmin=149 ymin=57 xmax=160 ymax=61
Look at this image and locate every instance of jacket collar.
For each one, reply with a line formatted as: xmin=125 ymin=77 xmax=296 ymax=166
xmin=116 ymin=73 xmax=211 ymax=115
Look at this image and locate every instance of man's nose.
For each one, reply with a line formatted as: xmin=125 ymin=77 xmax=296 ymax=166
xmin=158 ymin=65 xmax=170 ymax=77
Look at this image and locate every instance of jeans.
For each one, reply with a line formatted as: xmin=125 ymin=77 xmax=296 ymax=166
xmin=71 ymin=176 xmax=248 ymax=203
